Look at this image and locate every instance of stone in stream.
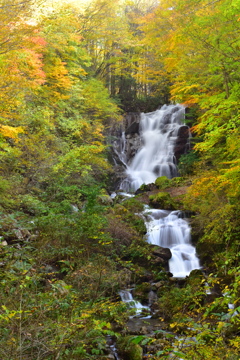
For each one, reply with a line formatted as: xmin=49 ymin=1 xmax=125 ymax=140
xmin=149 ymin=244 xmax=172 ymax=261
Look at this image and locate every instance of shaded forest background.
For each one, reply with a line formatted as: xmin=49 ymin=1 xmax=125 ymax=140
xmin=0 ymin=0 xmax=239 ymax=359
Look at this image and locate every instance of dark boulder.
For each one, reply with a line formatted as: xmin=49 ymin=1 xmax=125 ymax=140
xmin=149 ymin=245 xmax=172 ymax=261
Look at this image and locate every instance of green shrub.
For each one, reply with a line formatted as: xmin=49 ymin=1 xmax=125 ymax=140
xmin=122 ymin=197 xmax=145 ymax=213
xmin=178 ymin=150 xmax=200 ymax=175
xmin=170 ymin=177 xmax=187 ymax=187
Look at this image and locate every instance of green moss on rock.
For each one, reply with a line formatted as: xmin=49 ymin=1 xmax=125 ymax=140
xmin=155 ymin=176 xmax=171 ymax=189
xmin=117 ymin=336 xmax=143 ymax=360
xmin=149 ymin=192 xmax=177 ymax=210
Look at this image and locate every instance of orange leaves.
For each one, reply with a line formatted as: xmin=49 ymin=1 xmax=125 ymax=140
xmin=0 ymin=46 xmax=46 ymax=122
xmin=19 ymin=49 xmax=46 ymax=86
xmin=28 ymin=36 xmax=47 ymax=48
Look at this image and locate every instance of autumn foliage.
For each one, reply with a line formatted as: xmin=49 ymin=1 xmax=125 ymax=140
xmin=0 ymin=0 xmax=239 ymax=359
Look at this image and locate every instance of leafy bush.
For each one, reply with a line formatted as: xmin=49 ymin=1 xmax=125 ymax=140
xmin=121 ymin=197 xmax=145 ymax=213
xmin=20 ymin=194 xmax=49 ymax=215
xmin=178 ymin=150 xmax=200 ymax=175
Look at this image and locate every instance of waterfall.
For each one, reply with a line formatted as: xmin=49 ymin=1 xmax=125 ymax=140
xmin=119 ymin=290 xmax=150 ymax=317
xmin=115 ymin=104 xmax=200 ymax=278
xmin=120 ymin=104 xmax=186 ymax=192
xmin=144 ymin=209 xmax=201 ymax=278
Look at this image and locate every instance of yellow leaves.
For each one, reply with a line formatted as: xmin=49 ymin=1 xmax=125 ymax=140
xmin=81 ymin=312 xmax=90 ymax=319
xmin=169 ymin=322 xmax=177 ymax=329
xmin=14 ymin=49 xmax=46 ymax=91
xmin=180 ymin=84 xmax=200 ymax=94
xmin=171 ymin=81 xmax=201 ymax=105
xmin=216 ymin=321 xmax=226 ymax=332
xmin=0 ymin=125 xmax=24 ymax=141
xmin=229 ymin=337 xmax=240 ymax=349
xmin=43 ymin=57 xmax=72 ymax=101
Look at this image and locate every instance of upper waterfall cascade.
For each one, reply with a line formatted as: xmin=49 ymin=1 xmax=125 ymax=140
xmin=119 ymin=104 xmax=187 ymax=192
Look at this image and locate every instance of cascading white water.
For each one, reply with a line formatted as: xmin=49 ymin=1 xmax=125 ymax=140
xmin=114 ymin=104 xmax=200 ymax=278
xmin=115 ymin=104 xmax=200 ymax=277
xmin=120 ymin=104 xmax=186 ymax=192
xmin=144 ymin=209 xmax=200 ymax=278
xmin=119 ymin=289 xmax=150 ymax=317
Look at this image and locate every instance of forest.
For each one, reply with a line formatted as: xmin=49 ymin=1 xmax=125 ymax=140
xmin=0 ymin=0 xmax=239 ymax=359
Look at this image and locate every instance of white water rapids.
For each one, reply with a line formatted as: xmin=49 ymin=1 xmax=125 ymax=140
xmin=145 ymin=209 xmax=200 ymax=278
xmin=116 ymin=104 xmax=200 ymax=278
xmin=119 ymin=290 xmax=150 ymax=318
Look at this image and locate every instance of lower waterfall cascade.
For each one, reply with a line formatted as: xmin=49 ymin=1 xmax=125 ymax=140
xmin=144 ymin=208 xmax=200 ymax=278
xmin=115 ymin=104 xmax=200 ymax=278
xmin=119 ymin=290 xmax=151 ymax=318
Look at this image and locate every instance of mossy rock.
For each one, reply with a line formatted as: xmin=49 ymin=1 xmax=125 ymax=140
xmin=117 ymin=336 xmax=143 ymax=360
xmin=134 ymin=282 xmax=152 ymax=303
xmin=135 ymin=183 xmax=157 ymax=194
xmin=149 ymin=192 xmax=177 ymax=210
xmin=139 ymin=183 xmax=152 ymax=192
xmin=155 ymin=176 xmax=171 ymax=189
xmin=97 ymin=194 xmax=113 ymax=205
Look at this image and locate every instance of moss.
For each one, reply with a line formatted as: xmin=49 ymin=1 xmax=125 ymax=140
xmin=139 ymin=183 xmax=151 ymax=192
xmin=117 ymin=336 xmax=143 ymax=360
xmin=155 ymin=176 xmax=188 ymax=189
xmin=149 ymin=192 xmax=178 ymax=210
xmin=134 ymin=282 xmax=151 ymax=302
xmin=155 ymin=176 xmax=171 ymax=189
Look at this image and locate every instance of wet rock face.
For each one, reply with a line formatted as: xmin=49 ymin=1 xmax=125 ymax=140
xmin=174 ymin=125 xmax=190 ymax=161
xmin=125 ymin=133 xmax=142 ymax=160
xmin=147 ymin=244 xmax=172 ymax=269
xmin=124 ymin=113 xmax=141 ymax=161
xmin=110 ymin=112 xmax=141 ymax=164
xmin=125 ymin=113 xmax=141 ymax=135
